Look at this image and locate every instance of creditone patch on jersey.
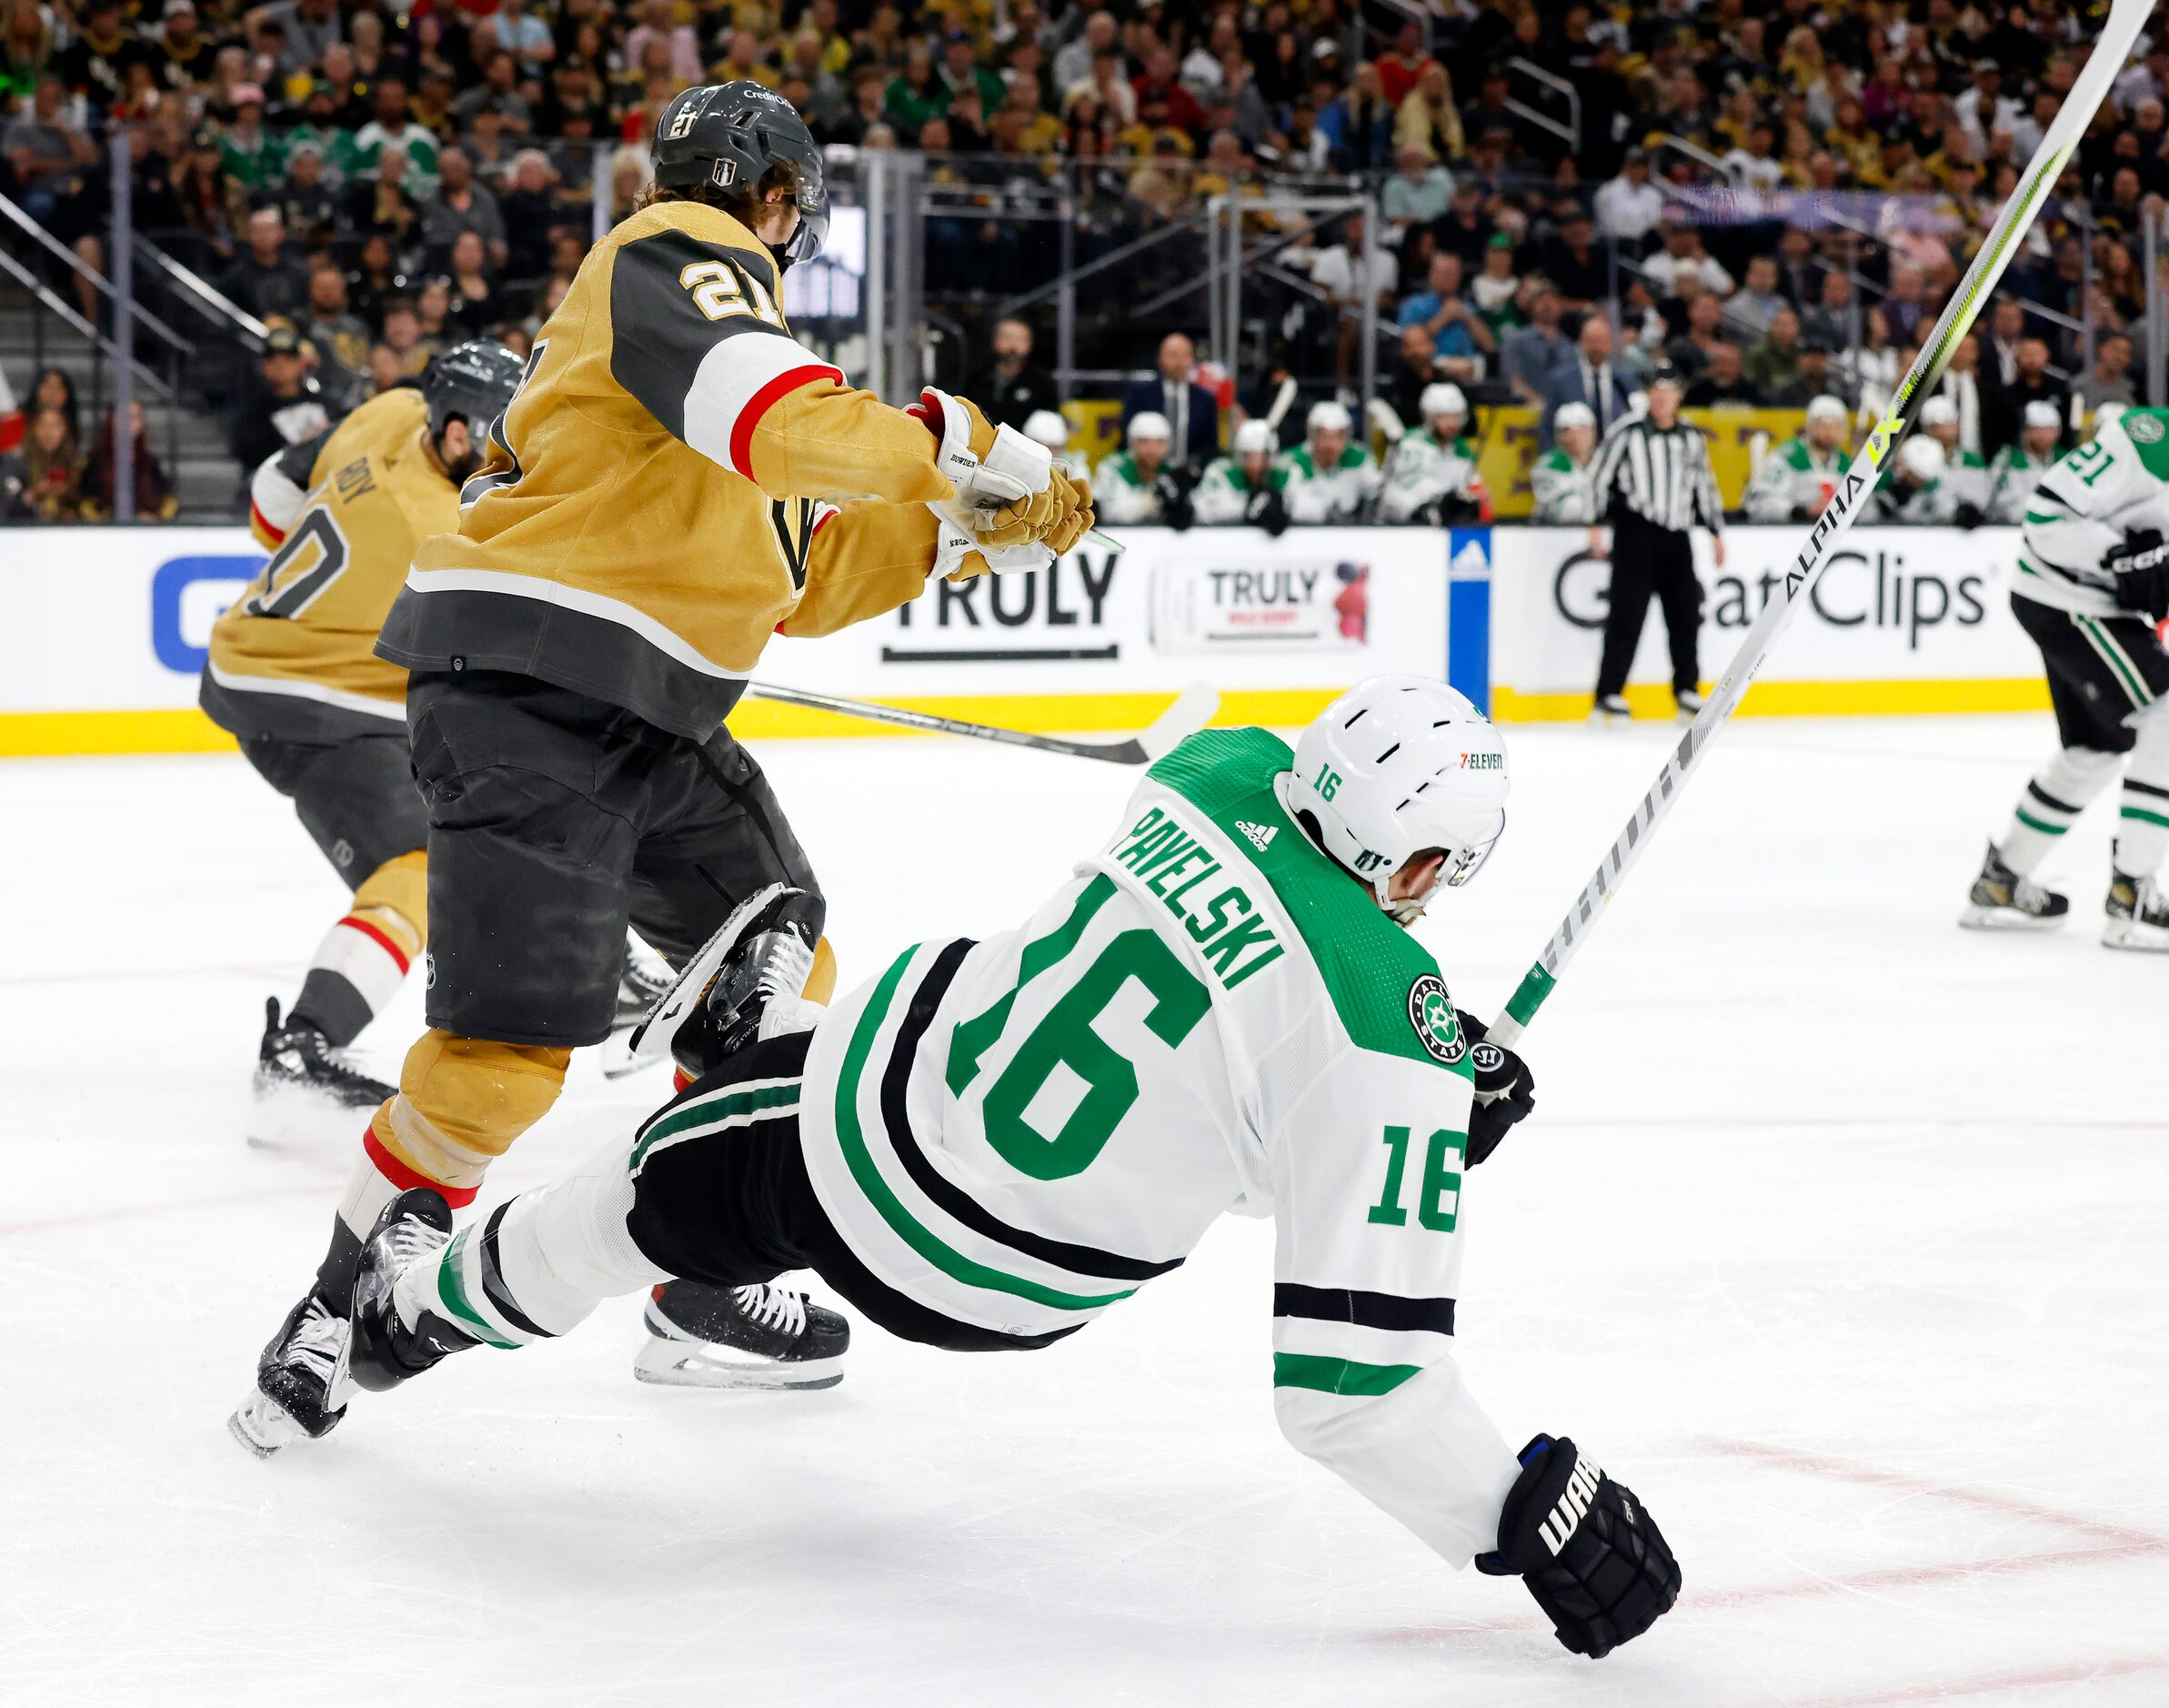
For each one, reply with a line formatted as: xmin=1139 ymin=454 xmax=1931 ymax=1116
xmin=1407 ymin=974 xmax=1465 ymax=1065
xmin=2129 ymin=413 xmax=2165 ymax=444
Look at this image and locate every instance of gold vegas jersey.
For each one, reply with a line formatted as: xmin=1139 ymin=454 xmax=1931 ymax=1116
xmin=245 ymin=386 xmax=428 ymax=552
xmin=206 ymin=387 xmax=455 ymax=740
xmin=378 ymin=198 xmax=957 ymax=740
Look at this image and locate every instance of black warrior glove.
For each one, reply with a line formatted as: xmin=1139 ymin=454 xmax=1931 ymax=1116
xmin=1154 ymin=472 xmax=1195 ymax=532
xmin=1455 ymin=1009 xmax=1534 ymax=1165
xmin=1244 ymin=483 xmax=1290 ymax=537
xmin=1476 ymin=1434 xmax=1682 ymax=1659
xmin=2107 ymin=527 xmax=2169 ymax=619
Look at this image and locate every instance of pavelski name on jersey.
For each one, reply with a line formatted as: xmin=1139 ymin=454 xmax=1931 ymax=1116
xmin=1107 ymin=805 xmax=1287 ymax=990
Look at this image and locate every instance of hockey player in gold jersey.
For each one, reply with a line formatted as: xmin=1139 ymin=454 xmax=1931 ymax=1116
xmin=231 ymin=82 xmax=1094 ymax=1454
xmin=204 ymin=344 xmax=523 ymax=1146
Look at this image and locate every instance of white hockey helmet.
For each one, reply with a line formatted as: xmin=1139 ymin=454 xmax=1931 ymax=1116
xmin=1128 ymin=409 xmax=1172 ymax=447
xmin=1899 ymin=432 xmax=1945 ymax=478
xmin=1920 ymin=395 xmax=1959 ymax=429
xmin=1552 ymin=400 xmax=1596 ymax=435
xmin=1806 ymin=394 xmax=1848 ymax=424
xmin=2022 ymin=399 xmax=2061 ymax=432
xmin=1275 ymin=675 xmax=1509 ymax=924
xmin=1307 ymin=398 xmax=1353 ymax=435
xmin=1023 ymin=408 xmax=1069 ymax=452
xmin=1232 ymin=418 xmax=1278 ymax=457
xmin=1419 ymin=381 xmax=1468 ymax=424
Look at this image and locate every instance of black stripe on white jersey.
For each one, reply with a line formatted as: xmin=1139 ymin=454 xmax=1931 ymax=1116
xmin=1273 ymin=1282 xmax=1456 ymax=1336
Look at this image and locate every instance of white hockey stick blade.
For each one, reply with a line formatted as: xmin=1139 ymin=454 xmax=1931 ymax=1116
xmin=1483 ymin=0 xmax=2159 ymax=1051
xmin=599 ymin=882 xmax=787 ymax=1080
xmin=1136 ymin=681 xmax=1221 ymax=760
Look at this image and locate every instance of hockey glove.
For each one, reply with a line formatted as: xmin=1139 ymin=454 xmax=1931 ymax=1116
xmin=1475 ymin=1434 xmax=1682 ymax=1660
xmin=1157 ymin=472 xmax=1195 ymax=531
xmin=910 ymin=387 xmax=1056 ymax=547
xmin=2108 ymin=527 xmax=2169 ymax=619
xmin=1456 ymin=1009 xmax=1535 ymax=1166
xmin=1042 ymin=467 xmax=1096 ymax=556
xmin=1953 ymin=500 xmax=1984 ymax=530
xmin=1246 ymin=485 xmax=1290 ymax=537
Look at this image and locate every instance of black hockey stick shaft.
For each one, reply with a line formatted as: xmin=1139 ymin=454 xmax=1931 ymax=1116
xmin=744 ymin=680 xmax=1220 ymax=765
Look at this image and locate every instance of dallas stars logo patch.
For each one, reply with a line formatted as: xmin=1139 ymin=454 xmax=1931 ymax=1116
xmin=1407 ymin=974 xmax=1466 ymax=1065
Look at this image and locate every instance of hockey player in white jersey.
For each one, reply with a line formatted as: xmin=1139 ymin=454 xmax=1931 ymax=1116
xmin=1378 ymin=384 xmax=1488 ymax=524
xmin=1094 ymin=410 xmax=1176 ymax=525
xmin=1281 ymin=400 xmax=1382 ymax=523
xmin=1920 ymin=395 xmax=1990 ymax=524
xmin=1963 ymin=406 xmax=2169 ymax=948
xmin=1743 ymin=395 xmax=1850 ymax=524
xmin=1530 ymin=403 xmax=1599 ymax=524
xmin=1985 ymin=401 xmax=2064 ymax=524
xmin=1192 ymin=418 xmax=1290 ymax=530
xmin=343 ymin=678 xmax=1682 ymax=1660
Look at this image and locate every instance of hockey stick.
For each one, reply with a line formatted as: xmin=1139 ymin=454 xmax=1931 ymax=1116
xmin=1484 ymin=0 xmax=2157 ymax=1050
xmin=744 ymin=679 xmax=1220 ymax=765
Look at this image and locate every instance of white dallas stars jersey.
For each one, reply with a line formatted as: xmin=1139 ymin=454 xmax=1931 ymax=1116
xmin=798 ymin=727 xmax=1521 ymax=1565
xmin=2019 ymin=407 xmax=2169 ymax=618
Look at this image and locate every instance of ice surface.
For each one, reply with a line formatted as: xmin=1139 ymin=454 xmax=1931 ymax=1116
xmin=2 ymin=715 xmax=2165 ymax=1706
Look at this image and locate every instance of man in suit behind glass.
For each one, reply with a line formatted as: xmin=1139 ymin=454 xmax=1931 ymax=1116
xmin=1539 ymin=314 xmax=1640 ymax=446
xmin=1120 ymin=331 xmax=1220 ymax=470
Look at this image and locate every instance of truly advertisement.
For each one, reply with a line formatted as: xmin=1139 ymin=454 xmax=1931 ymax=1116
xmin=1489 ymin=526 xmax=2047 ymax=715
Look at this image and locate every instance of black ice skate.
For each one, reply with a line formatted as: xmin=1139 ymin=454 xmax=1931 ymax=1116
xmin=2104 ymin=869 xmax=2169 ymax=951
xmin=1959 ymin=842 xmax=2070 ymax=931
xmin=669 ymin=888 xmax=825 ymax=1079
xmin=247 ymin=997 xmax=395 ymax=1147
xmin=348 ymin=1190 xmax=480 ymax=1392
xmin=613 ymin=940 xmax=676 ymax=1035
xmin=1675 ymin=688 xmax=1705 ymax=725
xmin=227 ymin=1289 xmax=352 ymax=1457
xmin=1589 ymin=694 xmax=1631 ymax=724
xmin=635 ymin=1281 xmax=849 ymax=1390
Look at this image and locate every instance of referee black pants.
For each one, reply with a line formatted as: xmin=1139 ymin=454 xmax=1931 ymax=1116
xmin=1597 ymin=515 xmax=1703 ymax=701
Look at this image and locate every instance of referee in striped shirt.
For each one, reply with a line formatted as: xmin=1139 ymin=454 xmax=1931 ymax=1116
xmin=1586 ymin=361 xmax=1726 ymax=721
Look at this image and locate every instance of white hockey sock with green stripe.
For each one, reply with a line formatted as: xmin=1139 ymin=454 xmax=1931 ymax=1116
xmin=392 ymin=1139 xmax=668 ymax=1348
xmin=2115 ymin=712 xmax=2169 ymax=875
xmin=2002 ymin=746 xmax=2121 ymax=874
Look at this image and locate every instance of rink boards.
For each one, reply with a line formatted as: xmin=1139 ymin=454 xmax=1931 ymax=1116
xmin=0 ymin=524 xmax=2047 ymax=756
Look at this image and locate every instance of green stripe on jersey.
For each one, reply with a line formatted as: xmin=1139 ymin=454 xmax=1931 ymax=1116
xmin=2078 ymin=617 xmax=2153 ymax=705
xmin=630 ymin=1080 xmax=801 ymax=1173
xmin=2014 ymin=808 xmax=2069 ymax=836
xmin=835 ymin=949 xmax=1139 ymax=1313
xmin=1147 ymin=728 xmax=1471 ymax=1078
xmin=435 ymin=1229 xmax=518 ymax=1349
xmin=1272 ymin=1352 xmax=1421 ymax=1396
xmin=2123 ymin=805 xmax=2169 ymax=829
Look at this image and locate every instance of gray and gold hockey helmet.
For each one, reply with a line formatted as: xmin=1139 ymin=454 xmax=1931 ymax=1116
xmin=423 ymin=339 xmax=524 ymax=440
xmin=652 ymin=82 xmax=829 ymax=266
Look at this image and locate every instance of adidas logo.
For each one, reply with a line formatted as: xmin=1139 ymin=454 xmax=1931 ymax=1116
xmin=1234 ymin=820 xmax=1279 ymax=852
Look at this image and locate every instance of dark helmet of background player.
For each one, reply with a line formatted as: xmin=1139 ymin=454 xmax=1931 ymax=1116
xmin=423 ymin=339 xmax=524 ymax=482
xmin=650 ymin=81 xmax=829 ymax=270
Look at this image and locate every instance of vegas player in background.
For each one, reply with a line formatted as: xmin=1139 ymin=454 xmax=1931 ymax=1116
xmin=203 ymin=344 xmax=523 ymax=1141
xmin=230 ymin=81 xmax=1093 ymax=1456
xmin=1963 ymin=404 xmax=2169 ymax=949
xmin=337 ymin=678 xmax=1682 ymax=1663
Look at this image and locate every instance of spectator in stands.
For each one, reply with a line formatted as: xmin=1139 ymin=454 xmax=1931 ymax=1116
xmin=884 ymin=41 xmax=944 ymax=140
xmin=1683 ymin=344 xmax=1759 ymax=407
xmin=1393 ymin=60 xmax=1462 ymax=165
xmin=1 ymin=407 xmax=87 ymax=522
xmin=1120 ymin=333 xmax=1217 ymax=473
xmin=1310 ymin=210 xmax=1394 ymax=384
xmin=1501 ymin=283 xmax=1572 ymax=405
xmin=1129 ymin=45 xmax=1199 ymax=135
xmin=1643 ymin=221 xmax=1734 ymax=301
xmin=1051 ymin=10 xmax=1115 ymax=99
xmin=1383 ymin=323 xmax=1443 ymax=429
xmin=1730 ymin=256 xmax=1787 ymax=337
xmin=1664 ymin=285 xmax=1727 ymax=377
xmin=1802 ymin=266 xmax=1858 ymax=352
xmin=498 ymin=150 xmax=560 ymax=281
xmin=1881 ymin=264 xmax=1931 ymax=347
xmin=83 ymin=399 xmax=177 ymax=521
xmin=1774 ymin=335 xmax=1848 ymax=409
xmin=1396 ymin=251 xmax=1493 ymax=388
xmin=345 ymin=146 xmax=420 ymax=248
xmin=445 ymin=232 xmax=503 ymax=337
xmin=230 ymin=324 xmax=336 ymax=474
xmin=1381 ymin=142 xmax=1453 ymax=227
xmin=1317 ymin=61 xmax=1394 ymax=173
xmin=377 ymin=298 xmax=431 ymax=381
xmin=1744 ymin=306 xmax=1803 ymax=399
xmin=5 ymin=75 xmax=98 ymax=239
xmin=1470 ymin=234 xmax=1522 ymax=336
xmin=492 ymin=0 xmax=554 ymax=69
xmin=1982 ymin=297 xmax=2026 ymax=387
xmin=1983 ymin=335 xmax=2063 ymax=455
xmin=2077 ymin=331 xmax=2138 ymax=416
xmin=353 ymin=76 xmax=439 ymax=192
xmin=1429 ymin=177 xmax=1494 ymax=271
xmin=1934 ymin=331 xmax=1988 ymax=456
xmin=25 ymin=368 xmax=80 ymax=461
xmin=1539 ymin=208 xmax=1609 ymax=312
xmin=218 ymin=206 xmax=310 ymax=325
xmin=422 ymin=148 xmax=507 ymax=268
xmin=302 ymin=262 xmax=370 ymax=387
xmin=272 ymin=141 xmax=339 ymax=252
xmin=981 ymin=316 xmax=1059 ymax=433
xmin=1541 ymin=313 xmax=1638 ymax=445
xmin=1374 ymin=19 xmax=1437 ymax=109
xmin=1593 ymin=146 xmax=1663 ymax=248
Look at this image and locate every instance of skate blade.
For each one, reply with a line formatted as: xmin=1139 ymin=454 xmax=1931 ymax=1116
xmin=228 ymin=1388 xmax=313 ymax=1457
xmin=632 ymin=1335 xmax=844 ymax=1391
xmin=2101 ymin=919 xmax=2169 ymax=951
xmin=1958 ymin=904 xmax=2065 ymax=932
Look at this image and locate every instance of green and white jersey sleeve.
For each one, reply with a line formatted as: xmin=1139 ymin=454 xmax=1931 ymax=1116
xmin=1378 ymin=431 xmax=1479 ymax=523
xmin=1987 ymin=445 xmax=2050 ymax=524
xmin=797 ymin=727 xmax=1519 ymax=1565
xmin=1091 ymin=450 xmax=1164 ymax=525
xmin=2019 ymin=408 xmax=2169 ymax=616
xmin=1743 ymin=437 xmax=1844 ymax=525
xmin=1280 ymin=444 xmax=1383 ymax=524
xmin=1191 ymin=455 xmax=1286 ymax=524
xmin=1531 ymin=447 xmax=1597 ymax=524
